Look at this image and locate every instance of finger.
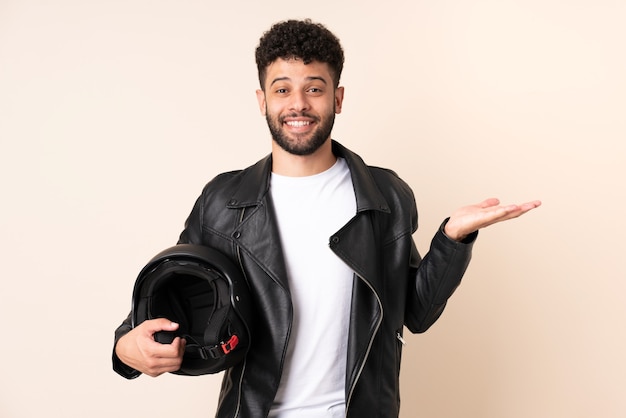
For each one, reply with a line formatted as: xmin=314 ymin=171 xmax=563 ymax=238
xmin=143 ymin=354 xmax=183 ymax=377
xmin=520 ymin=200 xmax=542 ymax=210
xmin=478 ymin=198 xmax=501 ymax=208
xmin=171 ymin=336 xmax=187 ymax=357
xmin=500 ymin=200 xmax=542 ymax=218
xmin=168 ymin=336 xmax=185 ymax=350
xmin=493 ymin=203 xmax=539 ymax=222
xmin=147 ymin=337 xmax=186 ymax=360
xmin=146 ymin=338 xmax=185 ymax=374
xmin=474 ymin=205 xmax=523 ymax=228
xmin=140 ymin=318 xmax=180 ymax=335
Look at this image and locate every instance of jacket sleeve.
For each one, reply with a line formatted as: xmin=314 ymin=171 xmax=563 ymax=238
xmin=177 ymin=189 xmax=206 ymax=245
xmin=112 ymin=313 xmax=141 ymax=379
xmin=404 ymin=218 xmax=478 ymax=333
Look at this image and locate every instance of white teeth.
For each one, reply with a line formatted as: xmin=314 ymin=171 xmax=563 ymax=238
xmin=286 ymin=121 xmax=311 ymax=127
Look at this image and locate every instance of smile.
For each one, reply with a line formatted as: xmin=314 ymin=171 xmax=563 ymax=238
xmin=285 ymin=121 xmax=312 ymax=127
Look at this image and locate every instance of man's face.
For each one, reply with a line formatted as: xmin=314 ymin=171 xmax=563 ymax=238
xmin=256 ymin=58 xmax=344 ymax=156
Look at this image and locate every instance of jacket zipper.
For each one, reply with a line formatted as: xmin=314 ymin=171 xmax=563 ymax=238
xmin=345 ymin=273 xmax=383 ymax=416
xmin=232 ymin=208 xmax=247 ymax=418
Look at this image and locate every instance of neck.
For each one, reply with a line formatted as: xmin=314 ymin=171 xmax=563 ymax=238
xmin=271 ymin=139 xmax=336 ymax=177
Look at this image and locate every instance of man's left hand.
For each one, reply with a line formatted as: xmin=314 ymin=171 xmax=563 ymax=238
xmin=444 ymin=198 xmax=542 ymax=242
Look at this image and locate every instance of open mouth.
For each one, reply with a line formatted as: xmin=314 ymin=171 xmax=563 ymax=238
xmin=285 ymin=120 xmax=312 ymax=128
xmin=282 ymin=117 xmax=317 ymax=134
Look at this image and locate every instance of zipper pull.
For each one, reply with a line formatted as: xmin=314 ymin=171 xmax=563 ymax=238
xmin=396 ymin=332 xmax=406 ymax=346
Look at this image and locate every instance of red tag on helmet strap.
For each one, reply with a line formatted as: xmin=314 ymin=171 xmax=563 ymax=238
xmin=221 ymin=335 xmax=239 ymax=354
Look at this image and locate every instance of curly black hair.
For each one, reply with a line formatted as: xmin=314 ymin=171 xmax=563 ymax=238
xmin=255 ymin=19 xmax=345 ymax=89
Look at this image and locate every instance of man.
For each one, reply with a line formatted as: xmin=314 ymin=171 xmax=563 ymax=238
xmin=113 ymin=19 xmax=540 ymax=417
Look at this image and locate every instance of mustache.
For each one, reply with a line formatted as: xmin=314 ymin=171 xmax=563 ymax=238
xmin=279 ymin=112 xmax=320 ymax=122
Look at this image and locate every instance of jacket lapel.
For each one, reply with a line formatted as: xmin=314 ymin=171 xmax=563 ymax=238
xmin=331 ymin=141 xmax=391 ymax=296
xmin=227 ymin=154 xmax=290 ymax=291
xmin=329 ymin=142 xmax=394 ymax=396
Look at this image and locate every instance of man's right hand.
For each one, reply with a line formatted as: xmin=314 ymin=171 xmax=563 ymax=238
xmin=115 ymin=318 xmax=186 ymax=377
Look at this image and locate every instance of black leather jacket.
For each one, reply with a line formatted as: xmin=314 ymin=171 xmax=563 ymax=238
xmin=113 ymin=141 xmax=476 ymax=417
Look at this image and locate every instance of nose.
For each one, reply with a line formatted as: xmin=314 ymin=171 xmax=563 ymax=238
xmin=288 ymin=90 xmax=309 ymax=112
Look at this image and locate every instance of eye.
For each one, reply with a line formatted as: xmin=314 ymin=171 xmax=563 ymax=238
xmin=275 ymin=88 xmax=288 ymax=94
xmin=308 ymin=87 xmax=323 ymax=94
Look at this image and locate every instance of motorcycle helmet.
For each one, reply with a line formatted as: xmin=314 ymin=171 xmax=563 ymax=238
xmin=131 ymin=244 xmax=252 ymax=375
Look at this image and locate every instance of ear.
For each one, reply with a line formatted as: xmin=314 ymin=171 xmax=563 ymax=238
xmin=334 ymin=86 xmax=345 ymax=114
xmin=256 ymin=89 xmax=266 ymax=116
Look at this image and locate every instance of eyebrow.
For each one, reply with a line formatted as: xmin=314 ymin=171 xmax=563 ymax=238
xmin=270 ymin=76 xmax=328 ymax=87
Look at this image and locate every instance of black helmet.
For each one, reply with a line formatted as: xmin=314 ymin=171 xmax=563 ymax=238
xmin=131 ymin=244 xmax=252 ymax=376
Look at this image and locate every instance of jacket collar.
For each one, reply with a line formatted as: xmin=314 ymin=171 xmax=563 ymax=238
xmin=227 ymin=140 xmax=391 ymax=215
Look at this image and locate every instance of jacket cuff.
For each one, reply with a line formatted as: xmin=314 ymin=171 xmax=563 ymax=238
xmin=112 ymin=317 xmax=142 ymax=379
xmin=112 ymin=347 xmax=142 ymax=379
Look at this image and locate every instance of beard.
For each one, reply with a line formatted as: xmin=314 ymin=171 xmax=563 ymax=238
xmin=266 ymin=108 xmax=336 ymax=156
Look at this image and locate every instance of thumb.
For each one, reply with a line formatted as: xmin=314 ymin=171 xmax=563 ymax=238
xmin=141 ymin=318 xmax=180 ymax=335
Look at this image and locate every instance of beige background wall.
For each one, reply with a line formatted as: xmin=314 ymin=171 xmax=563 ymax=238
xmin=1 ymin=0 xmax=624 ymax=417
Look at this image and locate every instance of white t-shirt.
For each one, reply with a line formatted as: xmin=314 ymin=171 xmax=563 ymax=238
xmin=268 ymin=157 xmax=356 ymax=418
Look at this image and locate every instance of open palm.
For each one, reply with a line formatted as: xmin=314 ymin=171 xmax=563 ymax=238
xmin=444 ymin=198 xmax=542 ymax=241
